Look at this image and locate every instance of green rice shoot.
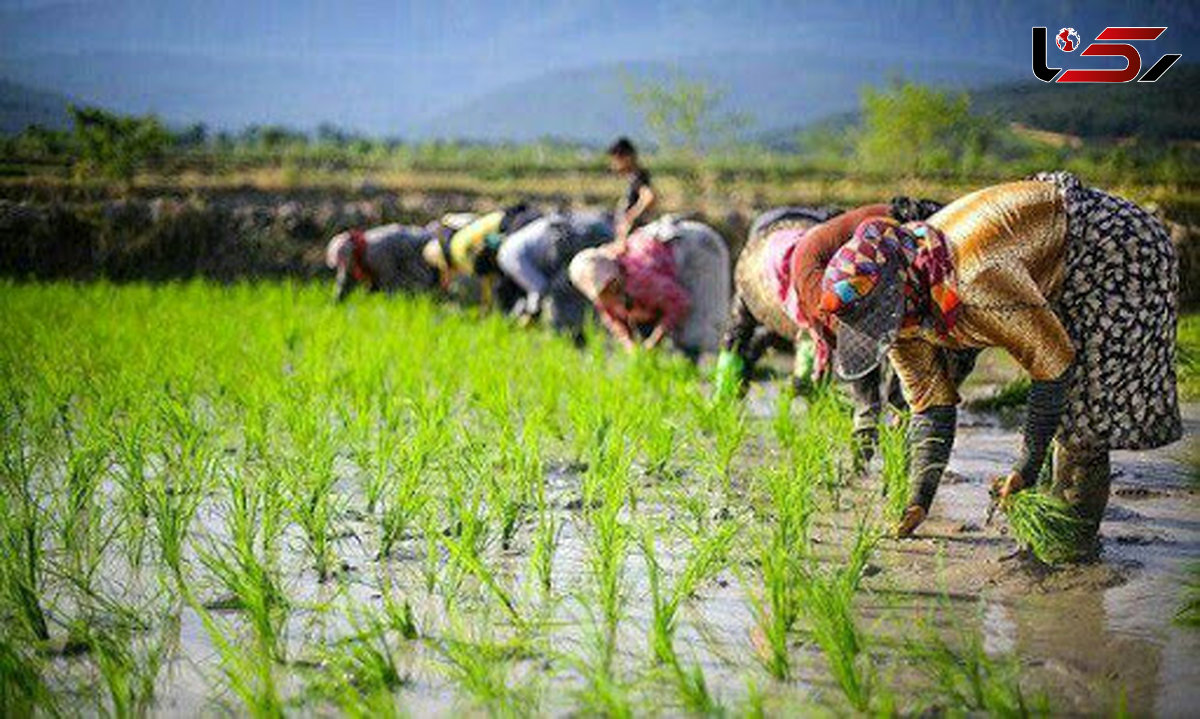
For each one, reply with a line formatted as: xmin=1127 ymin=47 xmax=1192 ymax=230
xmin=1001 ymin=489 xmax=1089 ymax=565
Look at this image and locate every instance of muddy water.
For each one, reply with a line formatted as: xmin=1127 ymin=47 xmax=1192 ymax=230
xmin=738 ymin=379 xmax=1200 ymax=715
xmin=896 ymin=417 xmax=1199 ymax=717
xmin=124 ymin=383 xmax=1200 ymax=716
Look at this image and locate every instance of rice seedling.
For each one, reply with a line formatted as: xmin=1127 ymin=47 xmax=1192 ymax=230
xmin=377 ymin=437 xmax=435 ymax=559
xmin=108 ymin=413 xmax=154 ymax=570
xmin=803 ymin=388 xmax=855 ymax=497
xmin=438 ymin=452 xmax=496 ymax=595
xmin=343 ymin=400 xmax=394 ymax=516
xmin=741 ymin=679 xmax=766 ymax=719
xmin=528 ymin=505 xmax=561 ymax=600
xmin=149 ymin=397 xmax=216 ymax=581
xmin=55 ymin=429 xmax=106 ymax=576
xmin=488 ymin=467 xmax=527 ymax=553
xmin=641 ymin=416 xmax=679 ymax=478
xmin=698 ymin=395 xmax=748 ymax=491
xmin=1001 ymin=490 xmax=1089 ymax=565
xmin=431 ymin=609 xmax=538 ymax=718
xmin=903 ymin=608 xmax=1051 ymax=716
xmin=197 ymin=471 xmax=290 ymax=662
xmin=420 ymin=511 xmax=444 ymax=595
xmin=585 ymin=498 xmax=630 ymax=669
xmin=187 ymin=594 xmax=287 ymax=718
xmin=0 ymin=421 xmax=51 ymax=642
xmin=744 ymin=460 xmax=816 ymax=680
xmin=0 ymin=633 xmax=56 ymax=716
xmin=879 ymin=420 xmax=910 ymax=522
xmin=278 ymin=401 xmax=343 ymax=582
xmin=639 ymin=531 xmax=684 ymax=667
xmin=87 ymin=620 xmax=171 ymax=719
xmin=1177 ymin=562 xmax=1200 ymax=627
xmin=770 ymin=382 xmax=800 ymax=459
xmin=797 ymin=517 xmax=880 ymax=712
xmin=745 ymin=540 xmax=797 ymax=681
xmin=639 ymin=524 xmax=734 ymax=716
xmin=568 ymin=625 xmax=635 ymax=719
xmin=377 ymin=577 xmax=421 ymax=641
xmin=440 ymin=527 xmax=526 ymax=632
xmin=0 ymin=282 xmax=1164 ymax=716
xmin=308 ymin=602 xmax=409 ymax=712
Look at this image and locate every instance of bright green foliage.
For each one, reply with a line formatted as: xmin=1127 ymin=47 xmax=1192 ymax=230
xmin=905 ymin=609 xmax=1051 ymax=717
xmin=624 ymin=71 xmax=752 ymax=154
xmin=798 ymin=519 xmax=880 ymax=712
xmin=857 ymin=81 xmax=997 ymax=176
xmin=879 ymin=420 xmax=910 ymax=522
xmin=1001 ymin=490 xmax=1089 ymax=565
xmin=69 ymin=105 xmax=171 ymax=183
xmin=1177 ymin=314 xmax=1200 ymax=404
xmin=0 ymin=281 xmax=1082 ymax=715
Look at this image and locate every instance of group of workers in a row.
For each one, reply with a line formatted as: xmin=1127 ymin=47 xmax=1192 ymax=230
xmin=325 ymin=137 xmax=1182 ymax=561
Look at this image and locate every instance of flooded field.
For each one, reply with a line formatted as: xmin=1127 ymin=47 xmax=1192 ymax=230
xmin=1 ymin=282 xmax=1196 ymax=717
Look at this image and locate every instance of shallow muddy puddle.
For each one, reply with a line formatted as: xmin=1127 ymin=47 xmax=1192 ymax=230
xmin=65 ymin=385 xmax=1200 ymax=716
xmin=741 ymin=380 xmax=1200 ymax=715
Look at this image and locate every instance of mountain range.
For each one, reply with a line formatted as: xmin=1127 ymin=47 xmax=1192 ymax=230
xmin=0 ymin=0 xmax=1195 ymax=141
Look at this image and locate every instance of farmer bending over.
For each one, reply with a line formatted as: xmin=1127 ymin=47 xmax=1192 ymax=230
xmin=420 ymin=204 xmax=541 ymax=310
xmin=326 ymin=223 xmax=439 ymax=302
xmin=716 ymin=198 xmax=953 ymax=468
xmin=569 ymin=218 xmax=729 ymax=359
xmin=496 ymin=210 xmax=613 ymax=337
xmin=820 ymin=173 xmax=1180 ymax=556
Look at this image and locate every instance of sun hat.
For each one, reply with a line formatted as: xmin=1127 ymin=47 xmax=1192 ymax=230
xmin=568 ymin=248 xmax=620 ymax=302
xmin=325 ymin=231 xmax=351 ymax=269
xmin=422 ymin=238 xmax=449 ymax=272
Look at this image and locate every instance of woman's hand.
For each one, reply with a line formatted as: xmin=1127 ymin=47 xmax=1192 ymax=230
xmin=608 ymin=321 xmax=637 ymax=353
xmin=643 ymin=323 xmax=668 ymax=350
xmin=991 ymin=470 xmax=1027 ymax=500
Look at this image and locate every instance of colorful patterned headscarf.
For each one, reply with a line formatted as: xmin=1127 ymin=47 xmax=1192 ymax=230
xmin=821 ymin=217 xmax=960 ymax=337
xmin=899 ymin=221 xmax=959 ymax=336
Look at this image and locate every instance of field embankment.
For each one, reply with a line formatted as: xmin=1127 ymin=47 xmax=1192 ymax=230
xmin=3 ymin=164 xmax=1200 ymax=306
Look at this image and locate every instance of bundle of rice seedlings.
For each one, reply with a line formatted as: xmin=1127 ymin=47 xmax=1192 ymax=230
xmin=1001 ymin=490 xmax=1088 ymax=565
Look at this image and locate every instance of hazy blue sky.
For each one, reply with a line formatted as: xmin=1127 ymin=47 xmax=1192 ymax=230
xmin=0 ymin=1 xmax=1193 ymax=137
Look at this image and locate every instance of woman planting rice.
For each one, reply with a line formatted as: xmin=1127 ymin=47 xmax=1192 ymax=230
xmin=569 ymin=217 xmax=730 ymax=358
xmin=716 ymin=199 xmax=948 ymax=467
xmin=716 ymin=205 xmax=842 ymax=396
xmin=421 ymin=204 xmax=541 ymax=310
xmin=496 ymin=210 xmax=614 ymax=337
xmin=325 ymin=223 xmax=441 ymax=301
xmin=819 ymin=172 xmax=1181 ymax=557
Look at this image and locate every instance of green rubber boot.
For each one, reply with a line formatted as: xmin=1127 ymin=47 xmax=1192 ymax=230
xmin=712 ymin=350 xmax=745 ymax=405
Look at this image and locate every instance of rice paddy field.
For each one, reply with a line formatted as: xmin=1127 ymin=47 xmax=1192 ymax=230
xmin=1 ymin=280 xmax=1197 ymax=717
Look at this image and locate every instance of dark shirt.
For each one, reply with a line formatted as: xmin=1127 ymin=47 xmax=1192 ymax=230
xmin=620 ymin=168 xmax=653 ymax=219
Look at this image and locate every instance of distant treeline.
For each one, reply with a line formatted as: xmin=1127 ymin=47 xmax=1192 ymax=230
xmin=1 ymin=80 xmax=1196 ymax=188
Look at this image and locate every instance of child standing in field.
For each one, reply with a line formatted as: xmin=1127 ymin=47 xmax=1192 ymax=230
xmin=608 ymin=137 xmax=657 ymax=252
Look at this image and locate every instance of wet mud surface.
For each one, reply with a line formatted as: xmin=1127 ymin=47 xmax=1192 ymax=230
xmin=130 ymin=389 xmax=1199 ymax=717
